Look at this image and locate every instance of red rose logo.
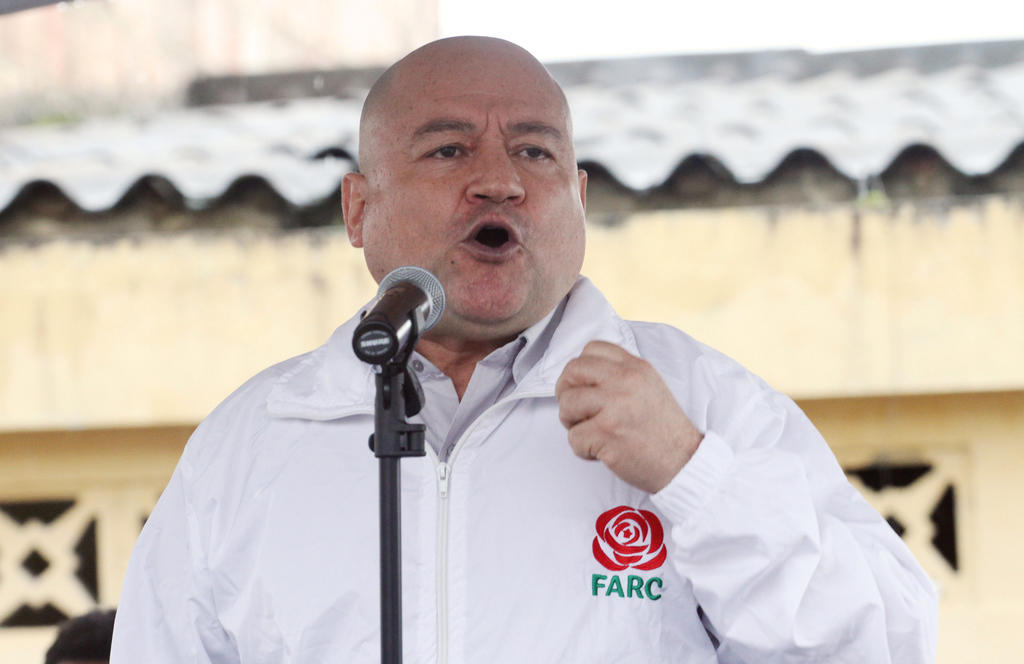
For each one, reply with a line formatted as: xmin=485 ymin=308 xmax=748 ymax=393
xmin=592 ymin=505 xmax=667 ymax=571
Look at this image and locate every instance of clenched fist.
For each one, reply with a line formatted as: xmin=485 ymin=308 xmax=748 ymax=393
xmin=555 ymin=341 xmax=703 ymax=493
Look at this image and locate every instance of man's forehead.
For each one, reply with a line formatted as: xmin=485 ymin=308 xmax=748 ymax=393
xmin=394 ymin=67 xmax=565 ymax=105
xmin=408 ymin=87 xmax=564 ymax=119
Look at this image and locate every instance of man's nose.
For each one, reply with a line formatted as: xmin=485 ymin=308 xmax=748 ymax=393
xmin=466 ymin=148 xmax=525 ymax=204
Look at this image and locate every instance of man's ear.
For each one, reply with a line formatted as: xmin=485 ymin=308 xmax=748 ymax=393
xmin=577 ymin=168 xmax=588 ymax=212
xmin=341 ymin=172 xmax=367 ymax=247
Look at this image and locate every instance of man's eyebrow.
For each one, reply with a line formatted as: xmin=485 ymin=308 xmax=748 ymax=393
xmin=413 ymin=119 xmax=475 ymax=138
xmin=411 ymin=119 xmax=564 ymax=140
xmin=508 ymin=121 xmax=563 ymax=139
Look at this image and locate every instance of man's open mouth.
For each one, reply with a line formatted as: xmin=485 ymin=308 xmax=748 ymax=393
xmin=474 ymin=225 xmax=511 ymax=248
xmin=463 ymin=218 xmax=521 ymax=257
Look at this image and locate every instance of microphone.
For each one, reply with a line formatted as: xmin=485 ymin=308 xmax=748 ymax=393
xmin=353 ymin=266 xmax=446 ymax=365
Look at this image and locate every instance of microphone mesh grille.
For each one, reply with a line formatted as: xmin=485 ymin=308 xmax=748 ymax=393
xmin=377 ymin=266 xmax=446 ymax=332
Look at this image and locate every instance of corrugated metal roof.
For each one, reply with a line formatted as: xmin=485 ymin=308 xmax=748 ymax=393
xmin=569 ymin=63 xmax=1024 ymax=189
xmin=0 ymin=97 xmax=360 ymax=213
xmin=2 ymin=41 xmax=1024 ymax=214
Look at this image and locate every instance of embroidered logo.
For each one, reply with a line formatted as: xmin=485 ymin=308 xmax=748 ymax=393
xmin=592 ymin=505 xmax=667 ymax=571
xmin=590 ymin=506 xmax=667 ymax=601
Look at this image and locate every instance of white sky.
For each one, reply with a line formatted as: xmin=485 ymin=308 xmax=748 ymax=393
xmin=439 ymin=0 xmax=1024 ymax=61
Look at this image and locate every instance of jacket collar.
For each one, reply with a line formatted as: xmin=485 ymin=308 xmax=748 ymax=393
xmin=266 ymin=276 xmax=637 ymax=420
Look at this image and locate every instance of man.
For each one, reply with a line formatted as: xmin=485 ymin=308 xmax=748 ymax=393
xmin=111 ymin=37 xmax=937 ymax=662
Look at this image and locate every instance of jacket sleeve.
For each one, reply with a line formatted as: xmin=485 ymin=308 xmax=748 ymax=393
xmin=650 ymin=383 xmax=938 ymax=663
xmin=110 ymin=447 xmax=238 ymax=663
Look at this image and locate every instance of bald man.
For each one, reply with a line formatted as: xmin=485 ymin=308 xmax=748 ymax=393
xmin=112 ymin=37 xmax=937 ymax=663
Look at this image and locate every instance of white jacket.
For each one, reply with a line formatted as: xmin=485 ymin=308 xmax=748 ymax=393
xmin=111 ymin=277 xmax=937 ymax=663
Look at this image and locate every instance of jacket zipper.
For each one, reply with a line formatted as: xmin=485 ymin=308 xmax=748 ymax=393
xmin=432 ymin=390 xmax=550 ymax=664
xmin=435 ymin=457 xmax=450 ymax=663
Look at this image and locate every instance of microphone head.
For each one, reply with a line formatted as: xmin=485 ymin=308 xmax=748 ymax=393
xmin=377 ymin=266 xmax=446 ymax=332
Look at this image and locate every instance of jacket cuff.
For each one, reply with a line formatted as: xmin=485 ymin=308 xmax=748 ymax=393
xmin=651 ymin=431 xmax=735 ymax=526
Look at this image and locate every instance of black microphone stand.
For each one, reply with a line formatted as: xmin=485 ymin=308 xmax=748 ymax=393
xmin=368 ymin=345 xmax=426 ymax=664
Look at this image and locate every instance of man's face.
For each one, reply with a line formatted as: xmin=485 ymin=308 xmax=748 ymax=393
xmin=343 ymin=39 xmax=587 ymax=344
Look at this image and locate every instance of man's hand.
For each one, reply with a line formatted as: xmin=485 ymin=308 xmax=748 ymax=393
xmin=555 ymin=341 xmax=703 ymax=493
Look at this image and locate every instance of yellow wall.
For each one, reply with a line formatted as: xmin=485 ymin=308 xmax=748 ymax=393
xmin=585 ymin=199 xmax=1024 ymax=397
xmin=4 ymin=197 xmax=1022 ymax=431
xmin=0 ymin=230 xmax=377 ymax=430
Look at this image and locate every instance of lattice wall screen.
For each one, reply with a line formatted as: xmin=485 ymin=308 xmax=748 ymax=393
xmin=843 ymin=449 xmax=968 ymax=597
xmin=0 ymin=488 xmax=156 ymax=628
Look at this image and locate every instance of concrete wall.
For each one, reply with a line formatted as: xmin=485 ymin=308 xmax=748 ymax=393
xmin=3 ymin=196 xmax=1023 ymax=430
xmin=585 ymin=197 xmax=1024 ymax=397
xmin=1 ymin=229 xmax=376 ymax=429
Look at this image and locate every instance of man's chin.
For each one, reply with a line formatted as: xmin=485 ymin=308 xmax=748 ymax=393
xmin=427 ymin=301 xmax=534 ymax=344
xmin=432 ymin=270 xmax=565 ymax=341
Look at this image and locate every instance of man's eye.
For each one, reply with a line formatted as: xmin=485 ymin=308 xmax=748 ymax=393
xmin=431 ymin=145 xmax=461 ymax=158
xmin=519 ymin=146 xmax=550 ymax=160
